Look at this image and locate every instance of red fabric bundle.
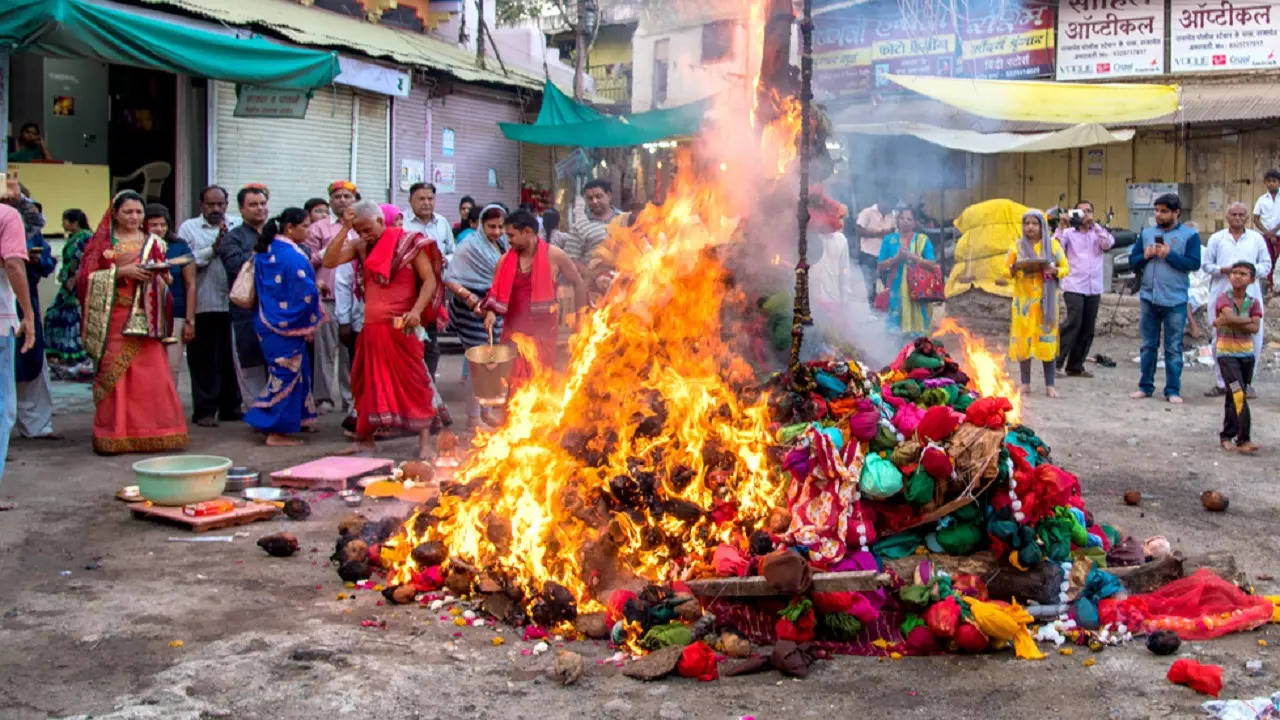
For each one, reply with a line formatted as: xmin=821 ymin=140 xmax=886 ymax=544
xmin=776 ymin=608 xmax=816 ymax=643
xmin=951 ymin=574 xmax=989 ymax=600
xmin=954 ymin=622 xmax=989 ymax=653
xmin=710 ymin=499 xmax=738 ymax=525
xmin=994 ymin=462 xmax=1084 ymax=525
xmin=907 ymin=367 xmax=933 ymax=380
xmin=409 ymin=566 xmax=443 ymax=592
xmin=924 ymin=596 xmax=961 ymax=638
xmin=964 ymin=396 xmax=1013 ymax=429
xmin=904 ymin=625 xmax=939 ymax=655
xmin=606 ymin=589 xmax=637 ymax=625
xmin=813 ymin=592 xmax=854 ymax=615
xmin=916 ymin=406 xmax=963 ymax=443
xmin=677 ymin=641 xmax=720 ymax=681
xmin=1167 ymin=659 xmax=1223 ymax=697
xmin=1106 ymin=569 xmax=1275 ymax=640
xmin=712 ymin=545 xmax=749 ymax=578
xmin=920 ymin=444 xmax=954 ymax=481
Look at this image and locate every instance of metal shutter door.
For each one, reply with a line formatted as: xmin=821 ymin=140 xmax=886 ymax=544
xmin=355 ymin=91 xmax=390 ymax=204
xmin=212 ymin=80 xmax=353 ymax=212
xmin=429 ymin=89 xmax=522 ymax=213
xmin=391 ymin=84 xmax=430 ymax=209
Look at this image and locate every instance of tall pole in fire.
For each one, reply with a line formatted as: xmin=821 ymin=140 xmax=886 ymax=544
xmin=789 ymin=0 xmax=814 ymax=379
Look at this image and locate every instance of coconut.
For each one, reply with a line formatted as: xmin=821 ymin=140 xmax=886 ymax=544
xmin=1123 ymin=490 xmax=1141 ymax=506
xmin=1200 ymin=490 xmax=1229 ymax=512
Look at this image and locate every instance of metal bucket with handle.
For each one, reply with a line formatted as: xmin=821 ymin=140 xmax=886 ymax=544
xmin=464 ymin=326 xmax=516 ymax=403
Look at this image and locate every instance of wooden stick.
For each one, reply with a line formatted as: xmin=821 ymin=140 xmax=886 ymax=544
xmin=686 ymin=570 xmax=890 ymax=598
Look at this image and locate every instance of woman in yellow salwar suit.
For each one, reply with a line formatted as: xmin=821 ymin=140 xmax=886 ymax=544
xmin=1005 ymin=209 xmax=1069 ymax=398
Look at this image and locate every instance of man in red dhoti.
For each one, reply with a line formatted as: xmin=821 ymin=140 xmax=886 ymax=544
xmin=323 ymin=200 xmax=442 ymax=459
xmin=483 ymin=209 xmax=586 ymax=393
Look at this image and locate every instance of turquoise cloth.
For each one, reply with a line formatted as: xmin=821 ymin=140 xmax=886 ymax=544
xmin=1 ymin=0 xmax=338 ymax=90
xmin=500 ymin=81 xmax=707 ymax=147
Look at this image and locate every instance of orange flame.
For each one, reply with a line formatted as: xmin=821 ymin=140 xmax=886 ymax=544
xmin=932 ymin=317 xmax=1022 ymax=422
xmin=759 ymin=93 xmax=802 ymax=178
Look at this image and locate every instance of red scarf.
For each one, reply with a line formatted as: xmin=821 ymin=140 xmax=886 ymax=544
xmin=364 ymin=226 xmax=406 ymax=286
xmin=486 ymin=239 xmax=555 ymax=315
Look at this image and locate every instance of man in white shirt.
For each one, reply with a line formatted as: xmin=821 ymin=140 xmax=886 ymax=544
xmin=403 ymin=182 xmax=454 ymax=378
xmin=1250 ymin=168 xmax=1280 ymax=293
xmin=178 ymin=185 xmax=243 ymax=426
xmin=1205 ymin=202 xmax=1270 ymax=398
xmin=304 ymin=180 xmax=359 ymax=413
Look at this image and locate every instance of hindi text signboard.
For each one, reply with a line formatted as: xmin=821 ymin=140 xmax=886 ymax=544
xmin=1171 ymin=0 xmax=1280 ymax=72
xmin=1056 ymin=0 xmax=1166 ymax=80
xmin=959 ymin=1 xmax=1056 ymax=78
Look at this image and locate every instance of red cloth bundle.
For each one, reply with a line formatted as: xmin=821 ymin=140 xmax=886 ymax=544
xmin=964 ymin=396 xmax=1013 ymax=429
xmin=776 ymin=608 xmax=816 ymax=643
xmin=606 ymin=589 xmax=637 ymax=625
xmin=920 ymin=444 xmax=954 ymax=481
xmin=916 ymin=406 xmax=963 ymax=442
xmin=1104 ymin=569 xmax=1275 ymax=640
xmin=954 ymin=622 xmax=989 ymax=653
xmin=712 ymin=544 xmax=749 ymax=578
xmin=924 ymin=596 xmax=961 ymax=638
xmin=813 ymin=592 xmax=854 ymax=615
xmin=678 ymin=641 xmax=720 ymax=681
xmin=1167 ymin=658 xmax=1223 ymax=697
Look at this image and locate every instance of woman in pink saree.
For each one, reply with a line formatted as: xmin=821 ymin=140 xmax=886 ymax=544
xmin=77 ymin=190 xmax=188 ymax=454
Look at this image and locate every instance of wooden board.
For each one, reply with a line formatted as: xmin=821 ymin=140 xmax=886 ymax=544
xmin=685 ymin=571 xmax=890 ymax=598
xmin=269 ymin=456 xmax=395 ymax=491
xmin=129 ymin=498 xmax=280 ymax=532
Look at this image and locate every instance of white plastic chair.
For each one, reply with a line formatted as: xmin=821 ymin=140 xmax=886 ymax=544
xmin=111 ymin=161 xmax=172 ymax=201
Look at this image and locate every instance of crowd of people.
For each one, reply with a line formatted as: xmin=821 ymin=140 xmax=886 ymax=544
xmin=0 ymin=173 xmax=604 ymax=485
xmin=853 ymin=173 xmax=1276 ymax=455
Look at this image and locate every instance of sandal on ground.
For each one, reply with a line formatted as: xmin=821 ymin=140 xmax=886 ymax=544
xmin=1236 ymin=442 xmax=1259 ymax=455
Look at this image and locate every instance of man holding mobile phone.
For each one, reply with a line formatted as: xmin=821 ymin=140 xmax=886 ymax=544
xmin=1129 ymin=193 xmax=1201 ymax=404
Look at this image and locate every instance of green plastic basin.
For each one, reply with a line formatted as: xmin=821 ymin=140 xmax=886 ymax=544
xmin=132 ymin=455 xmax=233 ymax=506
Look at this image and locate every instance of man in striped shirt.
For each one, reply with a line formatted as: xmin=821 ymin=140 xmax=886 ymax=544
xmin=560 ymin=179 xmax=621 ymax=268
xmin=1213 ymin=261 xmax=1262 ymax=454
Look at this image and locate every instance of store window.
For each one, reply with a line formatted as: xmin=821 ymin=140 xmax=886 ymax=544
xmin=653 ymin=38 xmax=670 ymax=106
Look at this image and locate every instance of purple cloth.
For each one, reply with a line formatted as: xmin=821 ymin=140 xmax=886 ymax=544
xmin=1057 ymin=224 xmax=1115 ymax=295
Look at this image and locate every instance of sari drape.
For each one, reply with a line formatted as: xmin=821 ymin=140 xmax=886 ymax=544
xmin=878 ymin=232 xmax=935 ymax=336
xmin=78 ymin=229 xmax=187 ymax=455
xmin=45 ymin=229 xmax=91 ymax=364
xmin=244 ymin=238 xmax=323 ymax=434
xmin=351 ymin=229 xmax=436 ymax=437
xmin=444 ymin=233 xmax=505 ymax=348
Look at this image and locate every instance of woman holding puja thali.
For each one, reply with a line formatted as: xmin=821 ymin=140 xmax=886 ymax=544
xmin=1005 ymin=208 xmax=1070 ymax=399
xmin=76 ymin=190 xmax=188 ymax=454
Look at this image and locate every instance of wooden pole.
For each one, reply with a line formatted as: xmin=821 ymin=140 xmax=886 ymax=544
xmin=788 ymin=0 xmax=816 ymax=388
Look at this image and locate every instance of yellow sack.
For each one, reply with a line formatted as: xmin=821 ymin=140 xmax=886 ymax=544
xmin=962 ymin=595 xmax=1046 ymax=660
xmin=947 ymin=198 xmax=1029 ymax=299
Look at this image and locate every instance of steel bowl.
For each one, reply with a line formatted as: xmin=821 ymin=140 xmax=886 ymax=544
xmin=243 ymin=486 xmax=285 ymax=502
xmin=225 ymin=466 xmax=261 ymax=492
xmin=338 ymin=489 xmax=364 ymax=507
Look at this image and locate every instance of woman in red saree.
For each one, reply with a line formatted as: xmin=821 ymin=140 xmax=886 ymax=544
xmin=322 ymin=200 xmax=441 ymax=459
xmin=77 ymin=191 xmax=188 ymax=454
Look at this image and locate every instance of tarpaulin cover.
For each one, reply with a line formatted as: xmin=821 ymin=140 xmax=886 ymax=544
xmin=886 ymin=74 xmax=1180 ymax=124
xmin=838 ymin=121 xmax=1136 ymax=154
xmin=499 ymin=81 xmax=709 ymax=147
xmin=947 ymin=199 xmax=1028 ymax=299
xmin=0 ymin=0 xmax=338 ymax=90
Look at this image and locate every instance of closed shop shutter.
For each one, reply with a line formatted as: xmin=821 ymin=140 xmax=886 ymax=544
xmin=429 ymin=87 xmax=522 ymax=216
xmin=212 ymin=80 xmax=353 ymax=212
xmin=391 ymin=83 xmax=430 ymax=210
xmin=520 ymin=142 xmax=559 ymax=195
xmin=355 ymin=91 xmax=390 ymax=204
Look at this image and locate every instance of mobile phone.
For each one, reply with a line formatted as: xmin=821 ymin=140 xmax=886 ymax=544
xmin=1154 ymin=235 xmax=1165 ymax=245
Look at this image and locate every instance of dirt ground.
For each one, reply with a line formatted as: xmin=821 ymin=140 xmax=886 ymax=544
xmin=1 ymin=337 xmax=1278 ymax=720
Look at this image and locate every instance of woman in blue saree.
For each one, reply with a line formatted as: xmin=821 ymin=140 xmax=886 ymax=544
xmin=876 ymin=207 xmax=938 ymax=338
xmin=245 ymin=207 xmax=323 ymax=446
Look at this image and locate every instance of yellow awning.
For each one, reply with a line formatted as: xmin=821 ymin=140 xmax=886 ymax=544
xmin=837 ymin=121 xmax=1135 ymax=153
xmin=886 ymin=74 xmax=1180 ymax=124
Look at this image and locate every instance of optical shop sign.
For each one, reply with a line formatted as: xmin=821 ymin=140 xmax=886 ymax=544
xmin=1056 ymin=0 xmax=1166 ymax=80
xmin=1171 ymin=0 xmax=1280 ymax=72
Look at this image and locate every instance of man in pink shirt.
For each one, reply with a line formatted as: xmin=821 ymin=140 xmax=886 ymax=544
xmin=303 ymin=180 xmax=359 ymax=414
xmin=855 ymin=198 xmax=896 ymax=306
xmin=1055 ymin=200 xmax=1115 ymax=377
xmin=0 ymin=189 xmax=37 ymax=490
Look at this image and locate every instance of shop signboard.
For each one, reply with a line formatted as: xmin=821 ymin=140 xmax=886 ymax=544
xmin=958 ymin=1 xmax=1056 ymax=78
xmin=1056 ymin=0 xmax=1166 ymax=80
xmin=1171 ymin=0 xmax=1280 ymax=73
xmin=233 ymin=86 xmax=310 ymax=119
xmin=813 ymin=1 xmax=875 ymax=105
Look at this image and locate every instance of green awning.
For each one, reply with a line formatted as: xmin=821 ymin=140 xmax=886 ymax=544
xmin=0 ymin=0 xmax=339 ymax=90
xmin=500 ymin=81 xmax=709 ymax=148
